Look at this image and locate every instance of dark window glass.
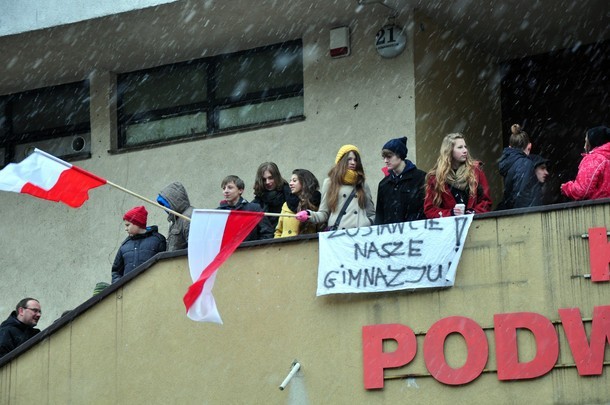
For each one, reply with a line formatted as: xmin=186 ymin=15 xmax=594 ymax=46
xmin=117 ymin=39 xmax=304 ymax=149
xmin=0 ymin=81 xmax=91 ymax=165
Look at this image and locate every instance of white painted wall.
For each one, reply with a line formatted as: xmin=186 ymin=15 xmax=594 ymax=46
xmin=0 ymin=7 xmax=420 ymax=330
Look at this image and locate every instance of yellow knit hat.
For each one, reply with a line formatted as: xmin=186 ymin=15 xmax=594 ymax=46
xmin=335 ymin=144 xmax=360 ymax=164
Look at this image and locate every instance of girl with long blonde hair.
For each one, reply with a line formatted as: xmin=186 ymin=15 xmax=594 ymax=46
xmin=424 ymin=133 xmax=492 ymax=218
xmin=295 ymin=144 xmax=375 ymax=229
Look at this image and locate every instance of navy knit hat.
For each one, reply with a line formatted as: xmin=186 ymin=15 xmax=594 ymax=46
xmin=383 ymin=137 xmax=408 ymax=160
xmin=586 ymin=126 xmax=610 ymax=150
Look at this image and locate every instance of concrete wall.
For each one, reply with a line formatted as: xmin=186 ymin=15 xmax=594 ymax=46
xmin=0 ymin=4 xmax=503 ymax=336
xmin=0 ymin=0 xmax=178 ymax=36
xmin=1 ymin=202 xmax=610 ymax=404
xmin=413 ymin=11 xmax=503 ymax=204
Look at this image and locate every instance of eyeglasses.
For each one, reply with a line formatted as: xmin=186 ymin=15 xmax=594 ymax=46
xmin=24 ymin=307 xmax=42 ymax=315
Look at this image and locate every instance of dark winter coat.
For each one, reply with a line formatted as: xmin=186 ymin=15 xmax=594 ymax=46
xmin=252 ymin=184 xmax=292 ymax=229
xmin=0 ymin=312 xmax=40 ymax=357
xmin=561 ymin=142 xmax=610 ymax=200
xmin=375 ymin=161 xmax=426 ymax=225
xmin=217 ymin=197 xmax=274 ymax=241
xmin=497 ymin=147 xmax=537 ymax=209
xmin=111 ymin=226 xmax=167 ymax=283
xmin=159 ymin=182 xmax=194 ymax=251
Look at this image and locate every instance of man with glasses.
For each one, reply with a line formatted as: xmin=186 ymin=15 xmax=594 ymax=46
xmin=0 ymin=298 xmax=41 ymax=357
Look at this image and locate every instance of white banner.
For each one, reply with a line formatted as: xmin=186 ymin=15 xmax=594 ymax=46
xmin=317 ymin=215 xmax=474 ymax=296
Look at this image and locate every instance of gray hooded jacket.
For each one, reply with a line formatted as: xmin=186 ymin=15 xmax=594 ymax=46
xmin=158 ymin=182 xmax=194 ymax=251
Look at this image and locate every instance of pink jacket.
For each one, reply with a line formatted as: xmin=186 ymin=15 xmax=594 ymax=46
xmin=561 ymin=142 xmax=610 ymax=200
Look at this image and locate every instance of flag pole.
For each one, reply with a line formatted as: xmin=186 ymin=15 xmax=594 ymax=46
xmin=263 ymin=212 xmax=297 ymax=217
xmin=106 ymin=181 xmax=297 ymax=220
xmin=106 ymin=180 xmax=192 ymax=221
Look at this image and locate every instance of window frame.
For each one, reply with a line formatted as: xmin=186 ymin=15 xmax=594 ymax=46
xmin=116 ymin=39 xmax=304 ymax=151
xmin=0 ymin=80 xmax=91 ymax=166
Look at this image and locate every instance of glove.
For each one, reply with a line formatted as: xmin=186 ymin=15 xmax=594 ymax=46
xmin=295 ymin=210 xmax=310 ymax=222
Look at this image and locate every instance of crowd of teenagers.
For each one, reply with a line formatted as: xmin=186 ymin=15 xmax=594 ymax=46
xmin=110 ymin=125 xmax=610 ymax=283
xmin=2 ymin=126 xmax=609 ymax=358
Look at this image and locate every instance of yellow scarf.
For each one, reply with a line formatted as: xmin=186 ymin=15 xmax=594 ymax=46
xmin=342 ymin=169 xmax=358 ymax=185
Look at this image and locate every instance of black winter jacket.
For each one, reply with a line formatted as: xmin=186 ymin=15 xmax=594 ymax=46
xmin=375 ymin=162 xmax=426 ymax=225
xmin=252 ymin=184 xmax=292 ymax=229
xmin=111 ymin=226 xmax=167 ymax=283
xmin=217 ymin=197 xmax=274 ymax=241
xmin=0 ymin=312 xmax=40 ymax=357
xmin=497 ymin=148 xmax=536 ymax=209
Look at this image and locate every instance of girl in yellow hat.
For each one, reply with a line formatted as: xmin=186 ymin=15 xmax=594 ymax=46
xmin=295 ymin=144 xmax=375 ymax=230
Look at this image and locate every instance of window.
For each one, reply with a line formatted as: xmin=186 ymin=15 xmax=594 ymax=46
xmin=0 ymin=81 xmax=91 ymax=166
xmin=117 ymin=39 xmax=304 ymax=149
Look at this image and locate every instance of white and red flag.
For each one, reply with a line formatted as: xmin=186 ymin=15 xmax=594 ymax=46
xmin=184 ymin=209 xmax=264 ymax=323
xmin=0 ymin=149 xmax=106 ymax=208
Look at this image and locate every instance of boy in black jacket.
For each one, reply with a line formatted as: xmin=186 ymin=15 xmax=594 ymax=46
xmin=376 ymin=137 xmax=426 ymax=225
xmin=111 ymin=206 xmax=166 ymax=283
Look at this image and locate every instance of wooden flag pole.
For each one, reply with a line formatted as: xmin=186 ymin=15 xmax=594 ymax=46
xmin=106 ymin=181 xmax=297 ymax=220
xmin=106 ymin=180 xmax=192 ymax=221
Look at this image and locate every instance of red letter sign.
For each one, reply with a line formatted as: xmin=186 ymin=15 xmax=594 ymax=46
xmin=559 ymin=306 xmax=610 ymax=375
xmin=362 ymin=324 xmax=416 ymax=389
xmin=423 ymin=316 xmax=488 ymax=385
xmin=588 ymin=227 xmax=610 ymax=282
xmin=494 ymin=312 xmax=558 ymax=380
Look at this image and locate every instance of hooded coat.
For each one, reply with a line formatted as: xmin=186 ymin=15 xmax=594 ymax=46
xmin=111 ymin=226 xmax=167 ymax=283
xmin=375 ymin=160 xmax=426 ymax=225
xmin=158 ymin=182 xmax=194 ymax=251
xmin=561 ymin=142 xmax=610 ymax=200
xmin=497 ymin=147 xmax=537 ymax=209
xmin=0 ymin=312 xmax=40 ymax=357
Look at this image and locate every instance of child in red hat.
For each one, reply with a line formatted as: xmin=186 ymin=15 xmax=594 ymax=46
xmin=111 ymin=206 xmax=166 ymax=283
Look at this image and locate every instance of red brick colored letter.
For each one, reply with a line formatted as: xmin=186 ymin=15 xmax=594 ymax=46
xmin=362 ymin=324 xmax=416 ymax=389
xmin=423 ymin=316 xmax=488 ymax=385
xmin=588 ymin=227 xmax=610 ymax=282
xmin=494 ymin=312 xmax=558 ymax=380
xmin=559 ymin=306 xmax=610 ymax=375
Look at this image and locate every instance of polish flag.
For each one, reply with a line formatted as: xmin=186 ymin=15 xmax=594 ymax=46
xmin=184 ymin=209 xmax=264 ymax=323
xmin=0 ymin=149 xmax=106 ymax=208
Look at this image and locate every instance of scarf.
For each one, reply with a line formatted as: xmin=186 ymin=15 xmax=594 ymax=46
xmin=258 ymin=189 xmax=284 ymax=208
xmin=342 ymin=169 xmax=358 ymax=185
xmin=446 ymin=165 xmax=469 ymax=191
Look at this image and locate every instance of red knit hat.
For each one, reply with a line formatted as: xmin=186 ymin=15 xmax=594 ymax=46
xmin=123 ymin=206 xmax=148 ymax=228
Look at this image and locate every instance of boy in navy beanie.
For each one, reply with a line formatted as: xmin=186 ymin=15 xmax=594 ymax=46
xmin=376 ymin=136 xmax=426 ymax=224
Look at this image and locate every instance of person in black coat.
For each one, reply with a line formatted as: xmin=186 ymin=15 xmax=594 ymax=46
xmin=0 ymin=298 xmax=41 ymax=357
xmin=218 ymin=175 xmax=274 ymax=241
xmin=375 ymin=136 xmax=426 ymax=225
xmin=252 ymin=162 xmax=292 ymax=229
xmin=111 ymin=206 xmax=167 ymax=284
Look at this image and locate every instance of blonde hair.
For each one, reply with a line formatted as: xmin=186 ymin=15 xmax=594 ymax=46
xmin=426 ymin=133 xmax=478 ymax=207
